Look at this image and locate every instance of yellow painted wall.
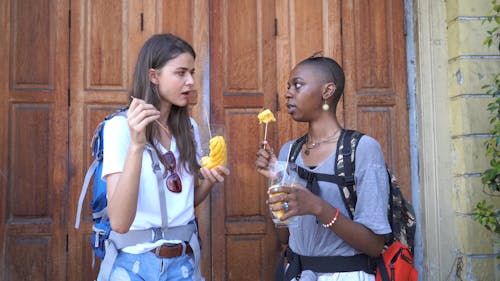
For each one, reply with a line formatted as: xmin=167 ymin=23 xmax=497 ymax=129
xmin=446 ymin=0 xmax=500 ymax=279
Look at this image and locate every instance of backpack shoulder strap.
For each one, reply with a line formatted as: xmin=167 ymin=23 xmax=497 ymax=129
xmin=75 ymin=108 xmax=129 ymax=228
xmin=288 ymin=134 xmax=308 ymax=163
xmin=335 ymin=129 xmax=364 ymax=219
xmin=145 ymin=145 xmax=168 ymax=232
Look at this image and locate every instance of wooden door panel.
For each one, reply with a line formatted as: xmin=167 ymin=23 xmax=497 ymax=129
xmin=0 ymin=0 xmax=69 ymax=280
xmin=210 ymin=0 xmax=277 ymax=280
xmin=67 ymin=0 xmax=143 ymax=280
xmin=153 ymin=0 xmax=210 ymax=277
xmin=342 ymin=0 xmax=411 ymax=198
xmin=276 ymin=0 xmax=343 ymax=147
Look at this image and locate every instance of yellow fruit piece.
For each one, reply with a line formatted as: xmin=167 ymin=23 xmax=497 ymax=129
xmin=258 ymin=109 xmax=276 ymax=124
xmin=268 ymin=185 xmax=286 ymax=219
xmin=201 ymin=136 xmax=227 ymax=169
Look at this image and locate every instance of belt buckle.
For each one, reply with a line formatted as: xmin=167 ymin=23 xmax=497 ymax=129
xmin=153 ymin=245 xmax=163 ymax=257
xmin=154 ymin=242 xmax=186 ymax=258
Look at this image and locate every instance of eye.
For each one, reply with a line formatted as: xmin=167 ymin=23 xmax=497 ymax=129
xmin=294 ymin=82 xmax=303 ymax=89
xmin=176 ymin=70 xmax=187 ymax=77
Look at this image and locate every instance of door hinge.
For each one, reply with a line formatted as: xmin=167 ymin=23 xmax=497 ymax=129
xmin=68 ymin=9 xmax=71 ymax=29
xmin=68 ymin=88 xmax=70 ymax=107
xmin=274 ymin=18 xmax=278 ymax=36
xmin=66 ymin=234 xmax=69 ymax=252
xmin=275 ymin=92 xmax=280 ymax=112
xmin=140 ymin=13 xmax=144 ymax=31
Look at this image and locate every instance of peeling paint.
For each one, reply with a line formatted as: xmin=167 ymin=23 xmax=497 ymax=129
xmin=456 ymin=69 xmax=464 ymax=85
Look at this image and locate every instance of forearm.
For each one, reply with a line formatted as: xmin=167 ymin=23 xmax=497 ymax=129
xmin=194 ymin=179 xmax=214 ymax=206
xmin=276 ymin=228 xmax=289 ymax=245
xmin=107 ymin=144 xmax=143 ymax=233
xmin=314 ymin=199 xmax=385 ymax=257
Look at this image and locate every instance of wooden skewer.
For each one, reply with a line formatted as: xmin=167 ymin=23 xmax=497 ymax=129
xmin=264 ymin=123 xmax=269 ymax=143
xmin=205 ymin=110 xmax=212 ymax=138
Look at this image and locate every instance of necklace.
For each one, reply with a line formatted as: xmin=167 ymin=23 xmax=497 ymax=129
xmin=304 ymin=130 xmax=340 ymax=156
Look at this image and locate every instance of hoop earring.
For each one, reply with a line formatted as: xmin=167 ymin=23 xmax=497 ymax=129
xmin=322 ymin=100 xmax=330 ymax=111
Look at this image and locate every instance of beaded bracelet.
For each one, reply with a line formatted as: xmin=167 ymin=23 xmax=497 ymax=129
xmin=322 ymin=208 xmax=339 ymax=228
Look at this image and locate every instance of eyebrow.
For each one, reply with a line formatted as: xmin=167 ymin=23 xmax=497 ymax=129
xmin=174 ymin=67 xmax=194 ymax=71
xmin=290 ymin=77 xmax=304 ymax=82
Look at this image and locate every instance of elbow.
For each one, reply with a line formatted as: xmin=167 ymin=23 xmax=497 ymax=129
xmin=366 ymin=247 xmax=384 ymax=258
xmin=365 ymin=236 xmax=386 ymax=257
xmin=110 ymin=221 xmax=131 ymax=234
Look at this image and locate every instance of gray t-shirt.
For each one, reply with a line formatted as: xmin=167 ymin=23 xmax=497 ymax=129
xmin=278 ymin=134 xmax=391 ymax=257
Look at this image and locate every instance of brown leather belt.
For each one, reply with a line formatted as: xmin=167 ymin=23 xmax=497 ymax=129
xmin=150 ymin=243 xmax=193 ymax=258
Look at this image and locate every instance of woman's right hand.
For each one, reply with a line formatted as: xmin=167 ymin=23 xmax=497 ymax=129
xmin=127 ymin=97 xmax=160 ymax=146
xmin=255 ymin=141 xmax=277 ymax=178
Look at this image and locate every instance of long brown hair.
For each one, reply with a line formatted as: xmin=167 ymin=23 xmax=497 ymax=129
xmin=130 ymin=33 xmax=200 ymax=174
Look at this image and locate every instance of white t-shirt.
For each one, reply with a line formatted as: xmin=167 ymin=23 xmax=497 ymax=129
xmin=101 ymin=114 xmax=202 ymax=253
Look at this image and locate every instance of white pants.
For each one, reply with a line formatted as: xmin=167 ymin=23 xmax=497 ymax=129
xmin=296 ymin=270 xmax=375 ymax=281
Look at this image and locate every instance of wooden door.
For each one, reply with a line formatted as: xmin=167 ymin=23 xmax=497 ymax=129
xmin=149 ymin=1 xmax=211 ymax=277
xmin=342 ymin=0 xmax=411 ymax=197
xmin=0 ymin=0 xmax=69 ymax=280
xmin=66 ymin=0 xmax=145 ymax=280
xmin=276 ymin=0 xmax=411 ymax=197
xmin=275 ymin=0 xmax=344 ymax=145
xmin=209 ymin=0 xmax=279 ymax=280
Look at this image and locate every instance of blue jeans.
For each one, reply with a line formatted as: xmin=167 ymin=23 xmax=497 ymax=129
xmin=108 ymin=251 xmax=194 ymax=281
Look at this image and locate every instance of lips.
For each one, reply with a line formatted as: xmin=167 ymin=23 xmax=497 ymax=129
xmin=286 ymin=103 xmax=295 ymax=113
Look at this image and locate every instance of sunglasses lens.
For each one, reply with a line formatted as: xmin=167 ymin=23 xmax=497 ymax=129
xmin=167 ymin=173 xmax=182 ymax=193
xmin=163 ymin=151 xmax=182 ymax=193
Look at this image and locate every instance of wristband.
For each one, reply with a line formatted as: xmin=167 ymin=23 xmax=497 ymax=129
xmin=322 ymin=208 xmax=339 ymax=228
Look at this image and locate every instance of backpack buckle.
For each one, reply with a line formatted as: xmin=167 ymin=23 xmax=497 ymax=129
xmin=344 ymin=175 xmax=355 ymax=186
xmin=95 ymin=151 xmax=103 ymax=161
xmin=341 ymin=149 xmax=352 ymax=157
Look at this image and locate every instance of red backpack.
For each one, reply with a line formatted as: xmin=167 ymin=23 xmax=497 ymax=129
xmin=376 ymin=241 xmax=418 ymax=281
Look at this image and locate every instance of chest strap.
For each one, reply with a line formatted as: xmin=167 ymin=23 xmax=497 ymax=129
xmin=284 ymin=247 xmax=376 ymax=280
xmin=109 ymin=223 xmax=196 ymax=250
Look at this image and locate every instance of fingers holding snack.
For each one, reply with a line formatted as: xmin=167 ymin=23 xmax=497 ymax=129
xmin=127 ymin=97 xmax=160 ymax=145
xmin=255 ymin=143 xmax=276 ymax=177
xmin=199 ymin=165 xmax=230 ymax=184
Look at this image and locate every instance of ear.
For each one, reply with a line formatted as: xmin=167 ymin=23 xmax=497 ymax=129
xmin=149 ymin=68 xmax=159 ymax=85
xmin=322 ymin=82 xmax=337 ymax=99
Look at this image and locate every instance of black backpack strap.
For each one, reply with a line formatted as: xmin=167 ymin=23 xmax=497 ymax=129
xmin=284 ymin=246 xmax=376 ymax=279
xmin=288 ymin=134 xmax=326 ymax=196
xmin=376 ymin=256 xmax=390 ymax=281
xmin=288 ymin=134 xmax=308 ymax=163
xmin=334 ymin=129 xmax=364 ymax=219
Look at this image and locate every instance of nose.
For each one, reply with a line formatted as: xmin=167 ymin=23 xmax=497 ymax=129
xmin=286 ymin=87 xmax=293 ymax=98
xmin=186 ymin=73 xmax=194 ymax=86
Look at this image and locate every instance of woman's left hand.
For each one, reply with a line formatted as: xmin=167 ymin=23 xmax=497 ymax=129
xmin=199 ymin=165 xmax=230 ymax=185
xmin=267 ymin=183 xmax=322 ymax=221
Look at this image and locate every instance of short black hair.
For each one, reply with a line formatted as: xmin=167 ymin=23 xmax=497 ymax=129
xmin=297 ymin=56 xmax=345 ymax=110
